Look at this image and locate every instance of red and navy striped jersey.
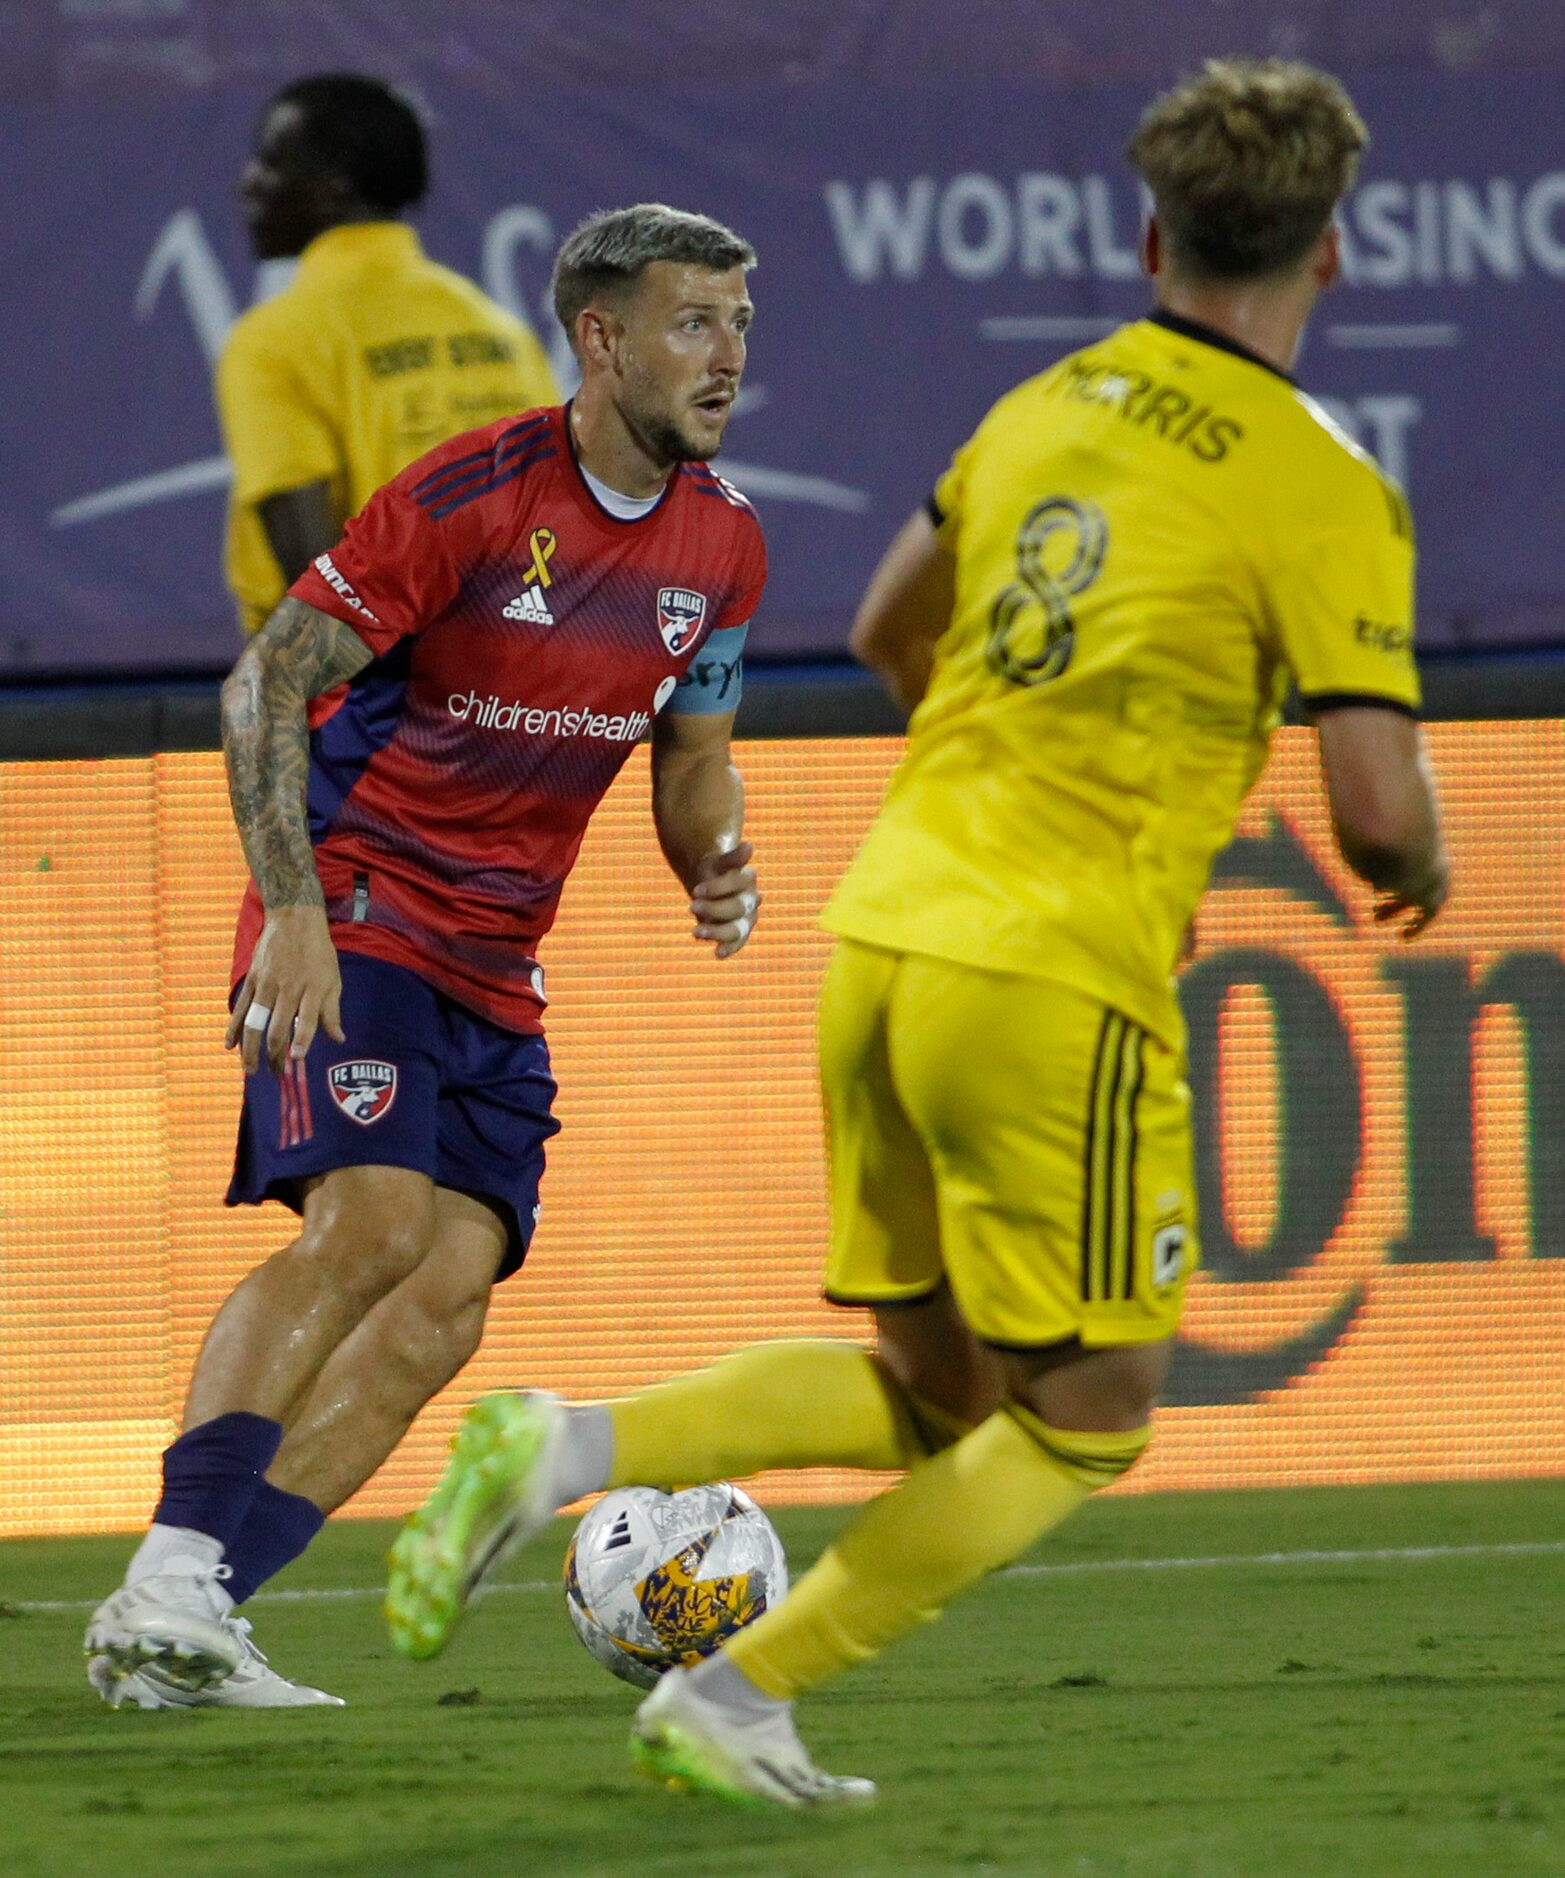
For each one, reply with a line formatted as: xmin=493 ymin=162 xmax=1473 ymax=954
xmin=232 ymin=403 xmax=767 ymax=1033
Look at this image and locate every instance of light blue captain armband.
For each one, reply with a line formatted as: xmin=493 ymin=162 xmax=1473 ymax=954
xmin=667 ymin=623 xmax=748 ymax=715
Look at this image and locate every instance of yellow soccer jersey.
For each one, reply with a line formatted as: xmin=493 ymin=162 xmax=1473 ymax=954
xmin=215 ymin=222 xmax=561 ymax=635
xmin=823 ymin=310 xmax=1419 ymax=1046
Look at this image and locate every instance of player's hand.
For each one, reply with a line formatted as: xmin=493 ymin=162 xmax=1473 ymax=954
xmin=689 ymin=841 xmax=760 ymax=960
xmin=1177 ymin=919 xmax=1199 ymax=969
xmin=1373 ymin=853 xmax=1451 ymax=942
xmin=226 ymin=904 xmax=346 ymax=1074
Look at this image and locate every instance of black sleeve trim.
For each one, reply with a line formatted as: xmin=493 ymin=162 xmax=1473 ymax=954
xmin=924 ymin=493 xmax=945 ymax=529
xmin=822 ymin=1284 xmax=944 ymax=1310
xmin=1301 ymin=691 xmax=1420 ymax=721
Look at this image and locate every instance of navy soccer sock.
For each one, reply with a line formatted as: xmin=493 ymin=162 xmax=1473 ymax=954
xmin=223 ymin=1479 xmax=327 ymax=1605
xmin=152 ymin=1411 xmax=284 ymax=1552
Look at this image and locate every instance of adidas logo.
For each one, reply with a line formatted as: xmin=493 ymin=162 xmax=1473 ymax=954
xmin=503 ymin=585 xmax=555 ymax=625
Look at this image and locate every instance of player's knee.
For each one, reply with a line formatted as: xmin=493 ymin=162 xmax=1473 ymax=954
xmin=1094 ymin=1347 xmax=1167 ymax=1431
xmin=291 ymin=1194 xmax=438 ymax=1306
xmin=1011 ymin=1338 xmax=1169 ymax=1435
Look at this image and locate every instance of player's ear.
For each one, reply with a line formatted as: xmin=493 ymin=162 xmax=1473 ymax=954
xmin=575 ymin=306 xmax=622 ymax=373
xmin=1141 ymin=215 xmax=1161 ymax=278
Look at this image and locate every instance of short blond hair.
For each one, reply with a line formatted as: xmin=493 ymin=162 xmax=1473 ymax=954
xmin=1128 ymin=58 xmax=1367 ymax=280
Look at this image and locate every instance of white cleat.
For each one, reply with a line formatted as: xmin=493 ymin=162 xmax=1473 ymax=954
xmin=631 ymin=1668 xmax=877 ymax=1810
xmin=88 ymin=1615 xmax=344 ymax=1709
xmin=83 ymin=1556 xmax=241 ymax=1695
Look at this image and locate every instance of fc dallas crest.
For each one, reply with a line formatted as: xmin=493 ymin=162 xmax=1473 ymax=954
xmin=657 ymin=586 xmax=707 ymax=654
xmin=328 ymin=1060 xmax=398 ymax=1125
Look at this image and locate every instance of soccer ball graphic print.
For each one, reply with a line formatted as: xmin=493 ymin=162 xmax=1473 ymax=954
xmin=563 ymin=1483 xmax=787 ymax=1688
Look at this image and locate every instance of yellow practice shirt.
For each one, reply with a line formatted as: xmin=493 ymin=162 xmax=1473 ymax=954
xmin=823 ymin=310 xmax=1420 ymax=1046
xmin=215 ymin=221 xmax=561 ymax=635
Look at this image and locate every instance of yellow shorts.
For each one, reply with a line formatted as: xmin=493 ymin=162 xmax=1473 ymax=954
xmin=819 ymin=938 xmax=1198 ymax=1349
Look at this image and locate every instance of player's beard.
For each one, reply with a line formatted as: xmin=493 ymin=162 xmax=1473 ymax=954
xmin=615 ymin=387 xmax=723 ymax=466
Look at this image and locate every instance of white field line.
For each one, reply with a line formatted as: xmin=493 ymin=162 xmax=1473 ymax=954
xmin=13 ymin=1537 xmax=1565 ymax=1616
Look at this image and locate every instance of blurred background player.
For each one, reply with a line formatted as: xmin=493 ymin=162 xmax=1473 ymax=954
xmin=218 ymin=71 xmax=560 ymax=639
xmin=387 ymin=58 xmax=1450 ymax=1805
xmin=84 ymin=205 xmax=764 ymax=1709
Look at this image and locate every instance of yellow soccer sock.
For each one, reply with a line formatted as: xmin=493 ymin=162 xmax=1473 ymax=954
xmin=726 ymin=1408 xmax=1151 ymax=1700
xmin=606 ymin=1339 xmax=964 ymax=1489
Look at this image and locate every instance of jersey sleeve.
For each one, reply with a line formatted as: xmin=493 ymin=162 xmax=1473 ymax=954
xmin=1268 ymin=474 xmax=1421 ymax=716
xmin=717 ymin=516 xmax=767 ymax=630
xmin=288 ymin=481 xmax=461 ymax=657
xmin=927 ymin=431 xmax=979 ymax=541
xmin=215 ymin=315 xmax=339 ymax=505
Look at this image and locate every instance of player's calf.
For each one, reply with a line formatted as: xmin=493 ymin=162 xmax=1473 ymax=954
xmin=183 ymin=1172 xmax=439 ymax=1430
xmin=371 ymin=1268 xmax=490 ymax=1406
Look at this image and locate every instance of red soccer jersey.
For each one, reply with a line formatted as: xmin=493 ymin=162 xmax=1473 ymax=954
xmin=232 ymin=404 xmax=767 ymax=1032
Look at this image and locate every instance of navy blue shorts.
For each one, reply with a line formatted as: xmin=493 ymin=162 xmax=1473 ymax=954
xmin=227 ymin=953 xmax=559 ymax=1281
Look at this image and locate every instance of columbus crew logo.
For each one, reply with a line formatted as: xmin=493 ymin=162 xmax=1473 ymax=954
xmin=327 ymin=1060 xmax=398 ymax=1125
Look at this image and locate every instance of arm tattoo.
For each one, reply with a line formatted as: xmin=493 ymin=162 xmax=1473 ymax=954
xmin=220 ymin=597 xmax=375 ymax=908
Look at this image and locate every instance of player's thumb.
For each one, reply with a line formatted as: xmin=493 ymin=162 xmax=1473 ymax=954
xmin=696 ymin=838 xmax=753 ymax=883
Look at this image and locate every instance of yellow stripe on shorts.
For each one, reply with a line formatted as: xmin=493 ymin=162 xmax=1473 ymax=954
xmin=1082 ymin=1013 xmax=1146 ymax=1305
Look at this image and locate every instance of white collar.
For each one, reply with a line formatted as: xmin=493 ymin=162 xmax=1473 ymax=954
xmin=579 ymin=462 xmax=663 ymax=520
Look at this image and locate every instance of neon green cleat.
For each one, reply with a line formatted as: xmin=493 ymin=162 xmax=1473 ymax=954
xmin=385 ymin=1389 xmax=564 ymax=1660
xmin=631 ymin=1668 xmax=877 ymax=1809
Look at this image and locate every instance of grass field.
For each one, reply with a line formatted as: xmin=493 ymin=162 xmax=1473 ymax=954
xmin=6 ymin=1480 xmax=1565 ymax=1877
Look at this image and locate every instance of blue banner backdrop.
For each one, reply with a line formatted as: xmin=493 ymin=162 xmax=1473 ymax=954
xmin=4 ymin=32 xmax=1562 ymax=672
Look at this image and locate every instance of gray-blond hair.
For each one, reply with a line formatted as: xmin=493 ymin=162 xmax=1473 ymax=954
xmin=551 ymin=203 xmax=755 ymax=349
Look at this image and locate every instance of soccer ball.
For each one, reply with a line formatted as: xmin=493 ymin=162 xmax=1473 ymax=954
xmin=563 ymin=1482 xmax=788 ymax=1689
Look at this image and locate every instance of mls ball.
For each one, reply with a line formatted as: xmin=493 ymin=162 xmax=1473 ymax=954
xmin=563 ymin=1482 xmax=788 ymax=1689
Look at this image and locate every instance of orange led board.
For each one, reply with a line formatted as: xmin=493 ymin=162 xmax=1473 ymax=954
xmin=2 ymin=726 xmax=1562 ymax=1537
